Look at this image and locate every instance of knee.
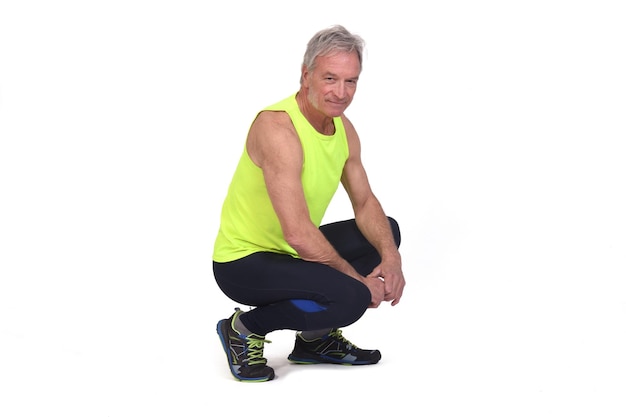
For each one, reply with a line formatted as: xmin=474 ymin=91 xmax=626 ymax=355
xmin=333 ymin=280 xmax=371 ymax=327
xmin=387 ymin=216 xmax=401 ymax=248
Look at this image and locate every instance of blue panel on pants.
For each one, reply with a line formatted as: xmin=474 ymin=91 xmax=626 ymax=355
xmin=290 ymin=299 xmax=327 ymax=312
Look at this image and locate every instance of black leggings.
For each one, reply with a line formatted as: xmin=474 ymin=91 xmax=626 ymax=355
xmin=213 ymin=217 xmax=401 ymax=335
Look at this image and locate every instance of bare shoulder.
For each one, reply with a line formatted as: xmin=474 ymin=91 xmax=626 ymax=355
xmin=252 ymin=110 xmax=295 ymax=134
xmin=340 ymin=113 xmax=356 ymax=134
xmin=248 ymin=110 xmax=301 ymax=167
xmin=340 ymin=114 xmax=361 ymax=154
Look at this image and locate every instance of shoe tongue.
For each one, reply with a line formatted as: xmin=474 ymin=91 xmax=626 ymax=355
xmin=301 ymin=328 xmax=333 ymax=340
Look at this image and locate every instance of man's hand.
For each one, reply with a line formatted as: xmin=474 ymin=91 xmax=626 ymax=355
xmin=362 ymin=276 xmax=385 ymax=308
xmin=366 ymin=261 xmax=405 ymax=306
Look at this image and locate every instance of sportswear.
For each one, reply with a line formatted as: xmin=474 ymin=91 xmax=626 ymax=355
xmin=216 ymin=308 xmax=275 ymax=382
xmin=213 ymin=93 xmax=349 ymax=262
xmin=288 ymin=328 xmax=381 ymax=365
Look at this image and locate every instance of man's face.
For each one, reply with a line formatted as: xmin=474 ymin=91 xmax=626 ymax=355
xmin=303 ymin=51 xmax=361 ymax=118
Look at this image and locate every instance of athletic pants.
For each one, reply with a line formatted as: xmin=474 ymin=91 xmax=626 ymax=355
xmin=213 ymin=217 xmax=401 ymax=336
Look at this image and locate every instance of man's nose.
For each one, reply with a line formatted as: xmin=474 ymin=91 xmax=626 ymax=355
xmin=334 ymin=82 xmax=346 ymax=99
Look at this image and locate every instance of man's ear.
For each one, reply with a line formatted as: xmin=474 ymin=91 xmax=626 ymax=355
xmin=300 ymin=65 xmax=310 ymax=86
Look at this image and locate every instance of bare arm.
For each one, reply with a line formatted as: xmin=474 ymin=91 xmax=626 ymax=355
xmin=340 ymin=115 xmax=406 ymax=305
xmin=246 ymin=111 xmax=365 ymax=283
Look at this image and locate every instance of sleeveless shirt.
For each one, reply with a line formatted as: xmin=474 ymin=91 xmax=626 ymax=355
xmin=212 ymin=93 xmax=349 ymax=262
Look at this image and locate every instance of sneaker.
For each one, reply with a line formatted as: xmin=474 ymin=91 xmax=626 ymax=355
xmin=287 ymin=328 xmax=381 ymax=365
xmin=216 ymin=308 xmax=275 ymax=382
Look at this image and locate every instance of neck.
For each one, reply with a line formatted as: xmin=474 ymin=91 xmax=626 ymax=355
xmin=296 ymin=91 xmax=335 ymax=135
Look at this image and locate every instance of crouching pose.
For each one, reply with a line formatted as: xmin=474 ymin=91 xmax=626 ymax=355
xmin=213 ymin=25 xmax=405 ymax=382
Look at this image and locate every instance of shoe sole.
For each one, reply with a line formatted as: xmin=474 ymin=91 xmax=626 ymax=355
xmin=216 ymin=319 xmax=273 ymax=382
xmin=287 ymin=354 xmax=379 ymax=365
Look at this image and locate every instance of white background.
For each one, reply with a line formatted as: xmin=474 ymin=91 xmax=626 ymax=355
xmin=1 ymin=1 xmax=625 ymax=416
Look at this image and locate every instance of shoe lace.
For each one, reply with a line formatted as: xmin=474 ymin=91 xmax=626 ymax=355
xmin=328 ymin=329 xmax=359 ymax=349
xmin=246 ymin=335 xmax=271 ymax=366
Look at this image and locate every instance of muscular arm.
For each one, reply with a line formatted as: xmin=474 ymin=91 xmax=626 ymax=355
xmin=246 ymin=111 xmax=364 ymax=282
xmin=340 ymin=115 xmax=406 ymax=305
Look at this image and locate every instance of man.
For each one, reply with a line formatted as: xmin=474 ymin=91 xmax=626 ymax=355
xmin=213 ymin=25 xmax=405 ymax=382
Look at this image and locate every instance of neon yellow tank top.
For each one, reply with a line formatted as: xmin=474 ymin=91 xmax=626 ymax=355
xmin=212 ymin=93 xmax=349 ymax=262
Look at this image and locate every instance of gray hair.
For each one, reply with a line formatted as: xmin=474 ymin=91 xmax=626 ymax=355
xmin=301 ymin=25 xmax=365 ymax=83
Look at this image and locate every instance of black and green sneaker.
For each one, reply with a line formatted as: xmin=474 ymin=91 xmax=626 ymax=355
xmin=216 ymin=308 xmax=274 ymax=382
xmin=287 ymin=328 xmax=381 ymax=365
